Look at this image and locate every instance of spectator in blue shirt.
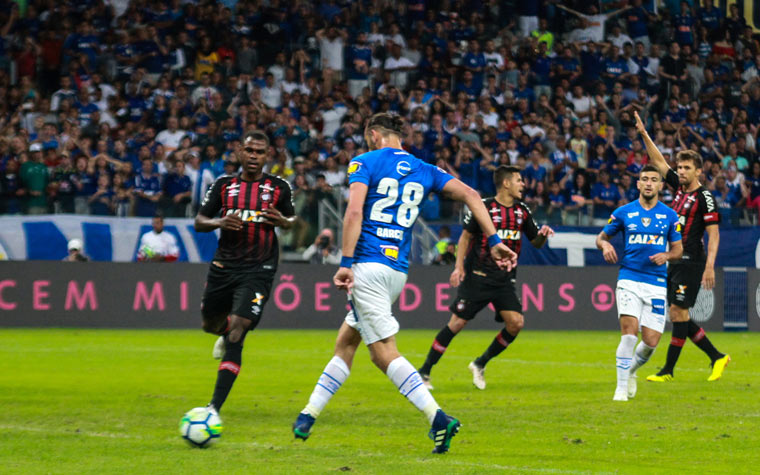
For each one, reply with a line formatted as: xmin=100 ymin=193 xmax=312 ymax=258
xmin=546 ymin=180 xmax=567 ymax=224
xmin=454 ymin=142 xmax=479 ymax=191
xmin=626 ymin=0 xmax=654 ymax=48
xmin=454 ymin=70 xmax=481 ymax=101
xmin=163 ymin=160 xmax=192 ymax=217
xmin=462 ymin=40 xmax=487 ymax=91
xmin=602 ymin=46 xmax=630 ymax=89
xmin=89 ymin=174 xmax=115 ymax=216
xmin=71 ymin=156 xmax=97 ymax=214
xmin=697 ymin=0 xmax=722 ymax=31
xmin=75 ymin=90 xmax=99 ymax=127
xmin=580 ymin=42 xmax=605 ymax=84
xmin=550 ymin=138 xmax=578 ymax=182
xmin=674 ymin=1 xmax=696 ymax=46
xmin=200 ymin=144 xmax=226 ymax=178
xmin=618 ymin=173 xmax=640 ymax=203
xmin=591 ymin=169 xmax=622 ymax=220
xmin=134 ymin=158 xmax=162 ymax=217
xmin=347 ymin=32 xmax=372 ymax=99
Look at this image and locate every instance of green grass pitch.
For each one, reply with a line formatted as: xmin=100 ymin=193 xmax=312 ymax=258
xmin=1 ymin=328 xmax=758 ymax=473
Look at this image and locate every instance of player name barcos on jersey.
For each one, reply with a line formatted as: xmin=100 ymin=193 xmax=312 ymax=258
xmin=376 ymin=227 xmax=404 ymax=240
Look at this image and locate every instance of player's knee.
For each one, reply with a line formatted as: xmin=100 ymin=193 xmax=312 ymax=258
xmin=505 ymin=313 xmax=524 ymax=333
xmin=669 ymin=305 xmax=689 ymax=322
xmin=448 ymin=317 xmax=467 ymax=333
xmin=227 ymin=316 xmax=251 ymax=343
xmin=201 ymin=316 xmax=225 ymax=335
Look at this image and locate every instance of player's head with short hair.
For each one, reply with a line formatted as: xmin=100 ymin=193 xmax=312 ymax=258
xmin=242 ymin=131 xmax=270 ymax=178
xmin=494 ymin=165 xmax=524 ymax=198
xmin=152 ymin=213 xmax=165 ymax=233
xmin=244 ymin=130 xmax=270 ymax=147
xmin=638 ymin=164 xmax=663 ymax=203
xmin=675 ymin=149 xmax=702 ymax=187
xmin=364 ymin=113 xmax=405 ymax=150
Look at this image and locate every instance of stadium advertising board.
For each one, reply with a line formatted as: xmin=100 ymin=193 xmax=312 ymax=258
xmin=0 ymin=262 xmax=724 ymax=331
xmin=748 ymin=269 xmax=760 ymax=332
xmin=1 ymin=215 xmax=760 ymax=268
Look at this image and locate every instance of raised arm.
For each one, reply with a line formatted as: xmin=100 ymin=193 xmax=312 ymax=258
xmin=557 ymin=4 xmax=584 ymax=17
xmin=634 ymin=111 xmax=671 ymax=177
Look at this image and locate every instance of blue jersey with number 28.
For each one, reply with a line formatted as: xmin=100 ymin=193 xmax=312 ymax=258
xmin=602 ymin=200 xmax=681 ymax=287
xmin=348 ymin=147 xmax=454 ymax=273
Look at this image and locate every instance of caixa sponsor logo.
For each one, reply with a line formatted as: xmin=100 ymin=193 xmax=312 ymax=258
xmin=224 ymin=209 xmax=266 ymax=222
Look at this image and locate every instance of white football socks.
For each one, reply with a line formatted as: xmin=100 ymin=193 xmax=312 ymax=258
xmin=303 ymin=356 xmax=350 ymax=418
xmin=386 ymin=356 xmax=439 ymax=423
xmin=630 ymin=341 xmax=656 ymax=375
xmin=615 ymin=335 xmax=637 ymax=392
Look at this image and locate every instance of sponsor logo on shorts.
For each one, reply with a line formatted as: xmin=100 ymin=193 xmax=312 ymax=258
xmin=676 ymin=284 xmax=687 ymax=294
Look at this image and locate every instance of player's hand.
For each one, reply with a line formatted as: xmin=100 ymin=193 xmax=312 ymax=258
xmin=333 ymin=267 xmax=354 ymax=292
xmin=649 ymin=252 xmax=668 ymax=266
xmin=634 ymin=111 xmax=646 ymax=134
xmin=449 ymin=266 xmax=465 ymax=287
xmin=702 ymin=266 xmax=715 ymax=290
xmin=537 ymin=225 xmax=554 ymax=237
xmin=490 ymin=243 xmax=518 ymax=271
xmin=217 ymin=212 xmax=243 ymax=231
xmin=260 ymin=208 xmax=289 ymax=227
xmin=601 ymin=242 xmax=618 ymax=264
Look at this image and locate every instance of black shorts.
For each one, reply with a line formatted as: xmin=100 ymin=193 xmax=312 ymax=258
xmin=201 ymin=263 xmax=274 ymax=328
xmin=667 ymin=261 xmax=704 ymax=309
xmin=449 ymin=274 xmax=521 ymax=322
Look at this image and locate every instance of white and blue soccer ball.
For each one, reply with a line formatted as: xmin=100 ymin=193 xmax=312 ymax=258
xmin=179 ymin=407 xmax=223 ymax=447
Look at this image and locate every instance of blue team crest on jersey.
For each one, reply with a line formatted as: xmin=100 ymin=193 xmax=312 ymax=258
xmin=396 ymin=161 xmax=411 ymax=176
xmin=642 ymin=217 xmax=651 ymax=227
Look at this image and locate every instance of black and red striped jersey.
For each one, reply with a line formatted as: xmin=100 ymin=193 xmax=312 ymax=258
xmin=462 ymin=198 xmax=539 ymax=280
xmin=665 ymin=169 xmax=719 ymax=261
xmin=199 ymin=172 xmax=294 ymax=270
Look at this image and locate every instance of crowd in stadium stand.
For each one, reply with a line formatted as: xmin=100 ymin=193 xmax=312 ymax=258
xmin=1 ymin=0 xmax=759 ymax=249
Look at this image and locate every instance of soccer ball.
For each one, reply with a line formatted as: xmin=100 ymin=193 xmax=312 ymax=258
xmin=179 ymin=407 xmax=223 ymax=447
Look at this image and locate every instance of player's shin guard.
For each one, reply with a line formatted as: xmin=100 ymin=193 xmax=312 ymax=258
xmin=210 ymin=336 xmax=243 ymax=411
xmin=419 ymin=326 xmax=456 ymax=375
xmin=630 ymin=341 xmax=656 ymax=374
xmin=615 ymin=334 xmax=637 ymax=392
xmin=474 ymin=328 xmax=516 ymax=368
xmin=387 ymin=356 xmax=439 ymax=424
xmin=303 ymin=356 xmax=350 ymax=418
xmin=660 ymin=321 xmax=688 ymax=375
xmin=687 ymin=320 xmax=723 ymax=362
